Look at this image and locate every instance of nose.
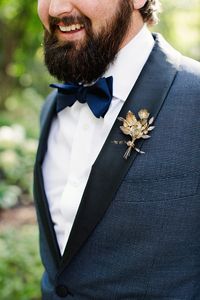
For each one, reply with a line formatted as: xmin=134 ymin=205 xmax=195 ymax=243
xmin=49 ymin=0 xmax=74 ymax=18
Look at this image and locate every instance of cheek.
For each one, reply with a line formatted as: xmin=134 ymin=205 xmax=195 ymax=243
xmin=37 ymin=0 xmax=50 ymax=30
xmin=85 ymin=7 xmax=109 ymax=32
xmin=85 ymin=1 xmax=119 ymax=30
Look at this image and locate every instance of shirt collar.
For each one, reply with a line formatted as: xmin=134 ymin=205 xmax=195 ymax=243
xmin=104 ymin=25 xmax=155 ymax=102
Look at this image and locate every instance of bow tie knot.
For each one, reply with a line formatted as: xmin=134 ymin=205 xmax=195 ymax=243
xmin=50 ymin=76 xmax=113 ymax=118
xmin=76 ymin=85 xmax=89 ymax=104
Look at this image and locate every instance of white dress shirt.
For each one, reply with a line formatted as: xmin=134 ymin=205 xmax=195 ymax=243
xmin=42 ymin=25 xmax=154 ymax=255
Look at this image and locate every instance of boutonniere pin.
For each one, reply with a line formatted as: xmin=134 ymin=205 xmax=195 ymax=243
xmin=113 ymin=109 xmax=155 ymax=159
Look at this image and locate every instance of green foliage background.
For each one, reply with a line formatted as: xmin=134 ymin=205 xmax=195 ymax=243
xmin=0 ymin=1 xmax=199 ymax=299
xmin=0 ymin=226 xmax=42 ymax=300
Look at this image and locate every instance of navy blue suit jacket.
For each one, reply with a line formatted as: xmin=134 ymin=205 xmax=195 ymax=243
xmin=34 ymin=34 xmax=200 ymax=299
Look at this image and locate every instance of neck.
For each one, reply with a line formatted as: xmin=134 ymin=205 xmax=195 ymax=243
xmin=119 ymin=11 xmax=146 ymax=50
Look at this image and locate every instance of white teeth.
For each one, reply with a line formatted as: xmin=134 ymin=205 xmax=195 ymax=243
xmin=59 ymin=24 xmax=84 ymax=32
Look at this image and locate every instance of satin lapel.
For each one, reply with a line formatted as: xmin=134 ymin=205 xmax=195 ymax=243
xmin=34 ymin=91 xmax=62 ymax=267
xmin=58 ymin=34 xmax=181 ymax=272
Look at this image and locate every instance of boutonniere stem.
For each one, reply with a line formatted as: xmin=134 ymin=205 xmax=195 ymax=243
xmin=113 ymin=109 xmax=155 ymax=159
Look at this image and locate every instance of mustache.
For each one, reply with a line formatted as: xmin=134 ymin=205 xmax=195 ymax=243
xmin=49 ymin=15 xmax=91 ymax=33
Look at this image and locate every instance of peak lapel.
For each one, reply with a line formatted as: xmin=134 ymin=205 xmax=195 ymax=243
xmin=59 ymin=34 xmax=181 ymax=272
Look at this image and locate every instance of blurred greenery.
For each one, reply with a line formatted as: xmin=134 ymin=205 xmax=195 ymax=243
xmin=0 ymin=1 xmax=199 ymax=299
xmin=154 ymin=0 xmax=200 ymax=60
xmin=0 ymin=225 xmax=43 ymax=300
xmin=0 ymin=124 xmax=37 ymax=208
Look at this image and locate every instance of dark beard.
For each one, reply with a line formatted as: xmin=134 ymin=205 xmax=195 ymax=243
xmin=44 ymin=0 xmax=133 ymax=84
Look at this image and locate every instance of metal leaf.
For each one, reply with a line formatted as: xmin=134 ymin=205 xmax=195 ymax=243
xmin=120 ymin=126 xmax=131 ymax=135
xmin=149 ymin=117 xmax=154 ymax=125
xmin=142 ymin=135 xmax=151 ymax=139
xmin=148 ymin=126 xmax=155 ymax=131
xmin=112 ymin=140 xmax=126 ymax=145
xmin=118 ymin=117 xmax=125 ymax=122
xmin=126 ymin=111 xmax=137 ymax=126
xmin=118 ymin=117 xmax=129 ymax=128
xmin=135 ymin=147 xmax=145 ymax=154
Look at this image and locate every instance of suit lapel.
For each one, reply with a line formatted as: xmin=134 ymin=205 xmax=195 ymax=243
xmin=34 ymin=91 xmax=62 ymax=267
xmin=58 ymin=34 xmax=181 ymax=272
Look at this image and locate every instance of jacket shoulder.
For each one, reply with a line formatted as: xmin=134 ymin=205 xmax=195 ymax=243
xmin=171 ymin=54 xmax=200 ymax=99
xmin=168 ymin=55 xmax=200 ymax=109
xmin=179 ymin=55 xmax=200 ymax=81
xmin=179 ymin=56 xmax=200 ymax=84
xmin=40 ymin=90 xmax=57 ymax=129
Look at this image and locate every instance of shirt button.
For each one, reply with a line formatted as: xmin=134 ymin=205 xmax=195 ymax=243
xmin=55 ymin=285 xmax=69 ymax=297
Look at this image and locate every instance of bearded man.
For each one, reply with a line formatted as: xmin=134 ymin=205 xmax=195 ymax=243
xmin=34 ymin=0 xmax=200 ymax=299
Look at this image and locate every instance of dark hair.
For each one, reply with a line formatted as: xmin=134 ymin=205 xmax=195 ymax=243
xmin=139 ymin=0 xmax=161 ymax=25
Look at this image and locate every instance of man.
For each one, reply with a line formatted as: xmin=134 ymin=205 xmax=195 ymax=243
xmin=34 ymin=0 xmax=200 ymax=299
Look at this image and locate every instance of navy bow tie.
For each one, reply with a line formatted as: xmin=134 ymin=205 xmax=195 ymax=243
xmin=50 ymin=76 xmax=113 ymax=118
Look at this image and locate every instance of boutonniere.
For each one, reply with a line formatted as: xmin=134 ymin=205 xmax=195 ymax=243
xmin=113 ymin=109 xmax=155 ymax=159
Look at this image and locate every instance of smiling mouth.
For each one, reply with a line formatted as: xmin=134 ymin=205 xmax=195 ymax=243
xmin=58 ymin=23 xmax=85 ymax=33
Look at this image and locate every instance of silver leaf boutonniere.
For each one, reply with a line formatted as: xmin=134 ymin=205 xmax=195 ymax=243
xmin=113 ymin=109 xmax=155 ymax=159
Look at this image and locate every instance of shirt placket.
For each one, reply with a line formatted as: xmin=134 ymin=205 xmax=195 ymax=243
xmin=59 ymin=105 xmax=96 ymax=252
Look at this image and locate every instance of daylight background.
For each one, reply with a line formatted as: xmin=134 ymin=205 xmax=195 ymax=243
xmin=0 ymin=0 xmax=200 ymax=299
